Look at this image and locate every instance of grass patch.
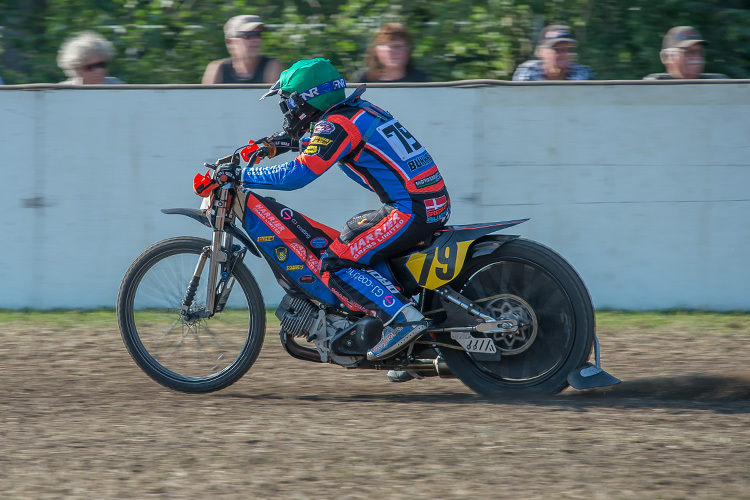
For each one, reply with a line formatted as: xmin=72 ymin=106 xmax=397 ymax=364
xmin=0 ymin=308 xmax=282 ymax=329
xmin=596 ymin=310 xmax=750 ymax=334
xmin=1 ymin=309 xmax=747 ymax=334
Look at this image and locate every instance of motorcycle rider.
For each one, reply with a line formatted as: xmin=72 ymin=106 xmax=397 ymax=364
xmin=219 ymin=58 xmax=450 ymax=361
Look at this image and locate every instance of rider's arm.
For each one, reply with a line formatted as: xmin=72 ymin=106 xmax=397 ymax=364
xmin=242 ymin=117 xmax=361 ymax=191
xmin=241 ymin=159 xmax=320 ymax=191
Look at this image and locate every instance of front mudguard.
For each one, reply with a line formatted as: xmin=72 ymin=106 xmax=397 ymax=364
xmin=161 ymin=208 xmax=261 ymax=258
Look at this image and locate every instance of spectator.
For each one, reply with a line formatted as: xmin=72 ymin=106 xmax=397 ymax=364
xmin=355 ymin=23 xmax=428 ymax=83
xmin=512 ymin=24 xmax=594 ymax=81
xmin=202 ymin=15 xmax=282 ymax=84
xmin=643 ymin=26 xmax=729 ymax=80
xmin=57 ymin=31 xmax=124 ymax=85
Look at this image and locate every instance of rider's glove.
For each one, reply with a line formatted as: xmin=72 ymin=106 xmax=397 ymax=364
xmin=257 ymin=132 xmax=299 ymax=158
xmin=299 ymin=136 xmax=311 ymax=153
xmin=216 ymin=163 xmax=243 ymax=187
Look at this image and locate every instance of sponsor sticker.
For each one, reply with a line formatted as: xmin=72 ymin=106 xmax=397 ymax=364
xmin=349 ymin=211 xmax=406 ymax=260
xmin=303 ymin=145 xmax=319 ymax=155
xmin=426 ymin=205 xmax=450 ymax=223
xmin=331 ymin=288 xmax=371 ymax=314
xmin=298 ymin=275 xmax=316 ymax=284
xmin=280 ymin=208 xmax=293 ymax=220
xmin=414 ymin=171 xmax=442 ymax=189
xmin=286 ymin=264 xmax=304 ymax=271
xmin=313 ymin=121 xmax=335 ymax=134
xmin=383 ymin=296 xmax=396 ymax=308
xmin=310 ymin=237 xmax=328 ymax=249
xmin=310 ymin=136 xmax=333 ymax=146
xmin=256 ymin=235 xmax=275 ymax=242
xmin=367 ymin=269 xmax=401 ymax=295
xmin=252 ymin=203 xmax=291 ymax=238
xmin=407 ymin=151 xmax=433 ymax=171
xmin=289 ymin=242 xmax=308 ymax=256
xmin=274 ymin=246 xmax=288 ymax=262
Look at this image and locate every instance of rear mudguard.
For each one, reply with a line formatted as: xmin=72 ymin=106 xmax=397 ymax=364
xmin=469 ymin=234 xmax=521 ymax=259
xmin=161 ymin=208 xmax=261 ymax=258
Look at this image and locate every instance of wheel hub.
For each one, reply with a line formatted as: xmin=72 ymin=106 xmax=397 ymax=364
xmin=485 ymin=294 xmax=538 ymax=355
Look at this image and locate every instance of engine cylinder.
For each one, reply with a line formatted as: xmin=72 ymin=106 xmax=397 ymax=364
xmin=275 ymin=295 xmax=319 ymax=338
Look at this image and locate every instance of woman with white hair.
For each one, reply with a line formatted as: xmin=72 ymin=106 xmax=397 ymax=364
xmin=57 ymin=31 xmax=124 ymax=85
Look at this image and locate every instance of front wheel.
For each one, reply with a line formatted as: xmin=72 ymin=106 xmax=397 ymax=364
xmin=117 ymin=236 xmax=266 ymax=393
xmin=438 ymin=238 xmax=594 ymax=396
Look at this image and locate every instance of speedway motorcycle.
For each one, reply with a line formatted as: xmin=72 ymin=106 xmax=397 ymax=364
xmin=116 ymin=142 xmax=619 ymax=396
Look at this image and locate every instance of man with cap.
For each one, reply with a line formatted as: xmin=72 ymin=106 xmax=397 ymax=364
xmin=202 ymin=14 xmax=282 ymax=84
xmin=643 ymin=26 xmax=729 ymax=80
xmin=513 ymin=24 xmax=594 ymax=81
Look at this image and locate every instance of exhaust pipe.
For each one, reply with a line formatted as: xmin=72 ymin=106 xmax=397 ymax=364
xmin=282 ymin=329 xmax=453 ymax=378
xmin=394 ymin=357 xmax=454 ymax=378
xmin=281 ymin=331 xmax=323 ymax=363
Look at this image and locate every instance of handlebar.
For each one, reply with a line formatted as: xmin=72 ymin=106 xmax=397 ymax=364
xmin=196 ymin=140 xmax=273 ymax=197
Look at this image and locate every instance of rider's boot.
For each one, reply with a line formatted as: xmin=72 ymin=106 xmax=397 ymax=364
xmin=367 ymin=305 xmax=427 ymax=360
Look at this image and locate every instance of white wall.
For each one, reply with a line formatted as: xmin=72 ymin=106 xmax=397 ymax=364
xmin=1 ymin=82 xmax=748 ymax=310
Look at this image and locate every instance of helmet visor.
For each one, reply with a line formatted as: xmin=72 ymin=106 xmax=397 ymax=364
xmin=259 ymin=79 xmax=281 ymax=101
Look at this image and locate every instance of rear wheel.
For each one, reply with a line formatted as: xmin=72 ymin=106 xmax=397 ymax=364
xmin=437 ymin=238 xmax=594 ymax=396
xmin=117 ymin=237 xmax=265 ymax=393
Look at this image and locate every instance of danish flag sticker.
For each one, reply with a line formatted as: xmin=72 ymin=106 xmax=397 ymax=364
xmin=424 ymin=195 xmax=447 ymax=212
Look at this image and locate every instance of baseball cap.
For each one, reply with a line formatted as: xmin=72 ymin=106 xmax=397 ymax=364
xmin=224 ymin=15 xmax=264 ymax=39
xmin=538 ymin=25 xmax=578 ymax=48
xmin=662 ymin=26 xmax=706 ymax=50
xmin=279 ymin=58 xmax=346 ymax=111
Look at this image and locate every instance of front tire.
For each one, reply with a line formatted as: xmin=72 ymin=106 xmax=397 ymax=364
xmin=438 ymin=238 xmax=594 ymax=396
xmin=117 ymin=237 xmax=265 ymax=393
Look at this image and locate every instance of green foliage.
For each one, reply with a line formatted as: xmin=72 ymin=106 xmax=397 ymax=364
xmin=1 ymin=0 xmax=748 ymax=84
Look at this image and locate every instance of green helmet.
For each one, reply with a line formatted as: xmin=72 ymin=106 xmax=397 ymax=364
xmin=261 ymin=58 xmax=347 ymax=139
xmin=280 ymin=58 xmax=346 ymax=111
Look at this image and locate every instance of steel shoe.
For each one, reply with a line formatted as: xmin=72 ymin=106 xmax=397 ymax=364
xmin=386 ymin=370 xmax=415 ymax=382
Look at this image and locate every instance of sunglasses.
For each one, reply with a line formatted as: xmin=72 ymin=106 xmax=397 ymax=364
xmin=84 ymin=61 xmax=109 ymax=71
xmin=236 ymin=32 xmax=263 ymax=40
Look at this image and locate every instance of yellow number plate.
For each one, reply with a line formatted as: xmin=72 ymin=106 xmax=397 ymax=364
xmin=405 ymin=240 xmax=472 ymax=289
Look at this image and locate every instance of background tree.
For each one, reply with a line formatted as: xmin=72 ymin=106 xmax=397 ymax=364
xmin=1 ymin=0 xmax=748 ymax=84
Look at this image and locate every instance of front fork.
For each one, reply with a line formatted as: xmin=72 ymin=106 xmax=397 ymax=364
xmin=181 ymin=188 xmax=243 ymax=320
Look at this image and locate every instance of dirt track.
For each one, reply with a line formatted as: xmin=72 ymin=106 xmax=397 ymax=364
xmin=2 ymin=314 xmax=750 ymax=499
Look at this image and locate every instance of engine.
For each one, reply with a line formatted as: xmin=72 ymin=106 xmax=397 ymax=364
xmin=275 ymin=294 xmax=319 ymax=339
xmin=275 ymin=294 xmax=378 ymax=366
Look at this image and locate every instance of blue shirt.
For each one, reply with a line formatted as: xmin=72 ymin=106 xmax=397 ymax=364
xmin=512 ymin=60 xmax=594 ymax=81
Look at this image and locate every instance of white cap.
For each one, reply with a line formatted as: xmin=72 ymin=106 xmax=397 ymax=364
xmin=224 ymin=15 xmax=264 ymax=38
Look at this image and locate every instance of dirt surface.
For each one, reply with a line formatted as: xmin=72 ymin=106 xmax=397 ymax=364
xmin=2 ymin=314 xmax=750 ymax=499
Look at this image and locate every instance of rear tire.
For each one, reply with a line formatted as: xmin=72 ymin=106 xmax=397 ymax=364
xmin=117 ymin=237 xmax=265 ymax=393
xmin=438 ymin=238 xmax=594 ymax=396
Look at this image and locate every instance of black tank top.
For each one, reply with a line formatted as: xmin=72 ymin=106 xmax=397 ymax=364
xmin=219 ymin=56 xmax=272 ymax=84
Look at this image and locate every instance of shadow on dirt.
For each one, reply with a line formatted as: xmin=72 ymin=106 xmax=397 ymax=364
xmin=219 ymin=374 xmax=750 ymax=413
xmin=565 ymin=373 xmax=750 ymax=407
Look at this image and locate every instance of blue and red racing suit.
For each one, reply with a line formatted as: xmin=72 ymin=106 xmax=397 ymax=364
xmin=242 ymin=86 xmax=450 ymax=323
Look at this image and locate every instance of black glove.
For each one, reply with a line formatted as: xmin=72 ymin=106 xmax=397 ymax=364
xmin=216 ymin=163 xmax=242 ymax=187
xmin=257 ymin=132 xmax=299 ymax=158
